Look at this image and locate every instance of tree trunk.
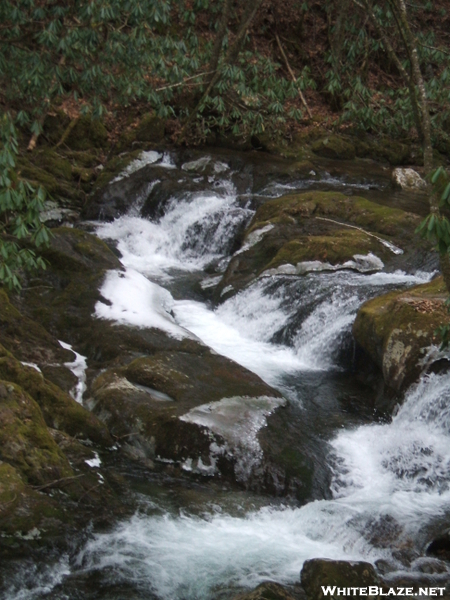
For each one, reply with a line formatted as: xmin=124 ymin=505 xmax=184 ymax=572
xmin=178 ymin=0 xmax=264 ymax=143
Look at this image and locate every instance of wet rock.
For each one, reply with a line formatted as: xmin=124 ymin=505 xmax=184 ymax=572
xmin=353 ymin=277 xmax=449 ymax=391
xmin=88 ymin=349 xmax=286 ymax=486
xmin=217 ymin=190 xmax=420 ymax=297
xmin=232 ymin=581 xmax=299 ymax=599
xmin=0 ymin=351 xmax=111 ymax=446
xmin=427 ymin=529 xmax=450 ymax=562
xmin=0 ymin=381 xmax=74 ymax=487
xmin=392 ymin=168 xmax=427 ymax=191
xmin=301 ymin=559 xmax=380 ymax=600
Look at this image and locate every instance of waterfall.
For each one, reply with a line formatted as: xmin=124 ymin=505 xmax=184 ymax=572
xmin=5 ymin=157 xmax=447 ymax=600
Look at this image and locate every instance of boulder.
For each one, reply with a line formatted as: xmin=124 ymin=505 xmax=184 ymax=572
xmin=301 ymin=559 xmax=380 ymax=600
xmin=216 ymin=190 xmax=421 ymax=298
xmin=311 ymin=135 xmax=356 ymax=160
xmin=88 ymin=349 xmax=286 ymax=485
xmin=0 ymin=350 xmax=111 ymax=446
xmin=392 ymin=168 xmax=427 ymax=191
xmin=353 ymin=277 xmax=448 ymax=391
xmin=232 ymin=581 xmax=298 ymax=599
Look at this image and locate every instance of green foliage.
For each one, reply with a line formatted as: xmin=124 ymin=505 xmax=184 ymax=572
xmin=324 ymin=1 xmax=450 ymax=144
xmin=0 ymin=114 xmax=49 ymax=290
xmin=0 ymin=0 xmax=306 ymax=143
xmin=416 ymin=167 xmax=450 ymax=250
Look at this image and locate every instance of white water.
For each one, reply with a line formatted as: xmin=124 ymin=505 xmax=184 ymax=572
xmin=6 ymin=160 xmax=448 ymax=599
xmin=65 ymin=373 xmax=450 ymax=599
xmin=59 ymin=340 xmax=88 ymax=404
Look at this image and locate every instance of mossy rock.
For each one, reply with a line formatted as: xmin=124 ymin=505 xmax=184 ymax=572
xmin=92 ymin=150 xmax=141 ymax=190
xmin=353 ymin=277 xmax=448 ymax=391
xmin=265 ymin=229 xmax=382 ymax=272
xmin=0 ymin=380 xmax=74 ymax=487
xmin=217 ymin=190 xmax=420 ymax=296
xmin=301 ymin=559 xmax=380 ymax=600
xmin=135 ymin=112 xmax=165 ymax=143
xmin=353 ymin=135 xmax=411 ymax=165
xmin=65 ymin=116 xmax=108 ymax=150
xmin=232 ymin=582 xmax=297 ymax=600
xmin=65 ymin=150 xmax=101 ymax=168
xmin=0 ymin=355 xmax=111 ymax=446
xmin=311 ymin=135 xmax=356 ymax=160
xmin=0 ymin=461 xmax=66 ymax=541
xmin=0 ymin=289 xmax=73 ymax=366
xmin=33 ymin=148 xmax=72 ymax=181
xmin=89 ymin=350 xmax=284 ymax=483
xmin=18 ymin=157 xmax=84 ymax=205
xmin=251 ymin=191 xmax=419 ymax=239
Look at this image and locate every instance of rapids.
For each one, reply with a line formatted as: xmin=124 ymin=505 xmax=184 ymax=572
xmin=4 ymin=153 xmax=450 ymax=600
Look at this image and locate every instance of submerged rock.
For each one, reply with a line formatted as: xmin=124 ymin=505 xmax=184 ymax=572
xmin=353 ymin=277 xmax=449 ymax=391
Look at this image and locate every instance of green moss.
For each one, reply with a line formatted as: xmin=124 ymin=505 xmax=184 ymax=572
xmin=353 ymin=278 xmax=448 ymax=390
xmin=93 ymin=151 xmax=141 ymax=188
xmin=311 ymin=135 xmax=356 ymax=160
xmin=252 ymin=190 xmax=420 ymax=241
xmin=265 ymin=229 xmax=380 ymax=270
xmin=66 ymin=116 xmax=109 ymax=150
xmin=0 ymin=381 xmax=74 ymax=486
xmin=33 ymin=148 xmax=72 ymax=181
xmin=136 ymin=113 xmax=165 ymax=142
xmin=0 ymin=356 xmax=111 ymax=445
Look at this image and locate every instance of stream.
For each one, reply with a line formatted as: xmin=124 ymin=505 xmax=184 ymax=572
xmin=4 ymin=152 xmax=450 ymax=599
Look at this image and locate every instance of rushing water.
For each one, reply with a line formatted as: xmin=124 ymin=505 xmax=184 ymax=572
xmin=4 ymin=154 xmax=450 ymax=599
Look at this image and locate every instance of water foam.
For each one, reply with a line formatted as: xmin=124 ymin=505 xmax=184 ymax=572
xmin=96 ymin=184 xmax=252 ymax=279
xmin=67 ymin=372 xmax=450 ymax=600
xmin=95 ymin=268 xmax=191 ymax=339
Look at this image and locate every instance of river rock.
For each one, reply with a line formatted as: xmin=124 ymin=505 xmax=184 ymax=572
xmin=88 ymin=349 xmax=286 ymax=484
xmin=301 ymin=559 xmax=380 ymax=600
xmin=232 ymin=581 xmax=298 ymax=599
xmin=216 ymin=190 xmax=420 ymax=298
xmin=353 ymin=277 xmax=449 ymax=391
xmin=0 ymin=347 xmax=111 ymax=446
xmin=392 ymin=168 xmax=427 ymax=191
xmin=0 ymin=380 xmax=117 ymax=548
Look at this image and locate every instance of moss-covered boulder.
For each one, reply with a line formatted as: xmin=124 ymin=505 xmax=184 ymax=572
xmin=353 ymin=278 xmax=448 ymax=391
xmin=0 ymin=353 xmax=111 ymax=446
xmin=301 ymin=559 xmax=380 ymax=600
xmin=65 ymin=116 xmax=108 ymax=150
xmin=311 ymin=135 xmax=356 ymax=160
xmin=0 ymin=380 xmax=125 ymax=552
xmin=0 ymin=460 xmax=66 ymax=542
xmin=0 ymin=381 xmax=74 ymax=487
xmin=88 ymin=349 xmax=288 ymax=487
xmin=0 ymin=288 xmax=72 ymax=367
xmin=217 ymin=190 xmax=421 ymax=297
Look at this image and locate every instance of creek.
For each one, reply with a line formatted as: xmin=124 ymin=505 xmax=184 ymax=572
xmin=4 ymin=151 xmax=450 ymax=599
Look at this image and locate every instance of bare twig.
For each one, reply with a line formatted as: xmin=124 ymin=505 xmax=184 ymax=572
xmin=77 ymin=483 xmax=102 ymax=504
xmin=155 ymin=70 xmax=215 ymax=92
xmin=31 ymin=473 xmax=85 ymax=491
xmin=275 ymin=33 xmax=312 ymax=119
